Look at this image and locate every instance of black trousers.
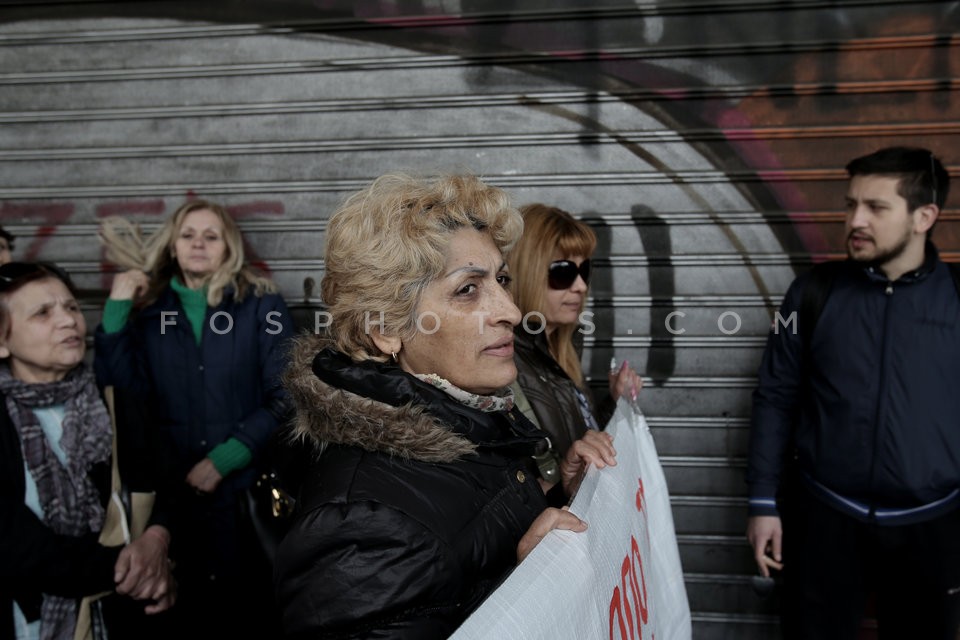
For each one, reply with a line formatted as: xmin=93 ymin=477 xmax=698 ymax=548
xmin=780 ymin=485 xmax=960 ymax=640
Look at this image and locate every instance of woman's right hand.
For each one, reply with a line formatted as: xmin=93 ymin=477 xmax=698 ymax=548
xmin=609 ymin=359 xmax=643 ymax=403
xmin=517 ymin=506 xmax=587 ymax=563
xmin=109 ymin=269 xmax=149 ymax=301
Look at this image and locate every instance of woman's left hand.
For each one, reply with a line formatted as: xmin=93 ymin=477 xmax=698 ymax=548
xmin=186 ymin=458 xmax=223 ymax=494
xmin=560 ymin=430 xmax=617 ymax=497
xmin=517 ymin=506 xmax=587 ymax=563
xmin=609 ymin=360 xmax=643 ymax=403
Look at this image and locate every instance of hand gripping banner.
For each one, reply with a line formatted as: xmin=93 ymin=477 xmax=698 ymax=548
xmin=452 ymin=399 xmax=692 ymax=640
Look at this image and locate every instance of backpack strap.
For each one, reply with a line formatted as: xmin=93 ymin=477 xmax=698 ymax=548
xmin=798 ymin=260 xmax=848 ymax=351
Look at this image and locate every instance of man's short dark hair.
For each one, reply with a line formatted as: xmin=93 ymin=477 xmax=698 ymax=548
xmin=846 ymin=146 xmax=950 ymax=212
xmin=0 ymin=226 xmax=13 ymax=250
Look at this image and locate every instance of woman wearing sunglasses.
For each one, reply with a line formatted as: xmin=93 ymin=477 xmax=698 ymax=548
xmin=0 ymin=262 xmax=175 ymax=639
xmin=508 ymin=204 xmax=642 ymax=473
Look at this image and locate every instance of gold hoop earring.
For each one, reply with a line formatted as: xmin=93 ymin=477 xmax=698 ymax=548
xmin=391 ymin=352 xmax=398 ymax=362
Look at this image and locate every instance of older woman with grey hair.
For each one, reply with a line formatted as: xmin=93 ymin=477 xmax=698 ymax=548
xmin=0 ymin=261 xmax=174 ymax=639
xmin=275 ymin=173 xmax=617 ymax=638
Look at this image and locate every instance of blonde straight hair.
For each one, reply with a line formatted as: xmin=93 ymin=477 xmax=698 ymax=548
xmin=508 ymin=204 xmax=596 ymax=387
xmin=99 ymin=199 xmax=275 ymax=307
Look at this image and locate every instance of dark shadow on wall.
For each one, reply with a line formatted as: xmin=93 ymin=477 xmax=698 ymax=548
xmin=582 ymin=212 xmax=612 ymax=387
xmin=631 ymin=204 xmax=676 ymax=385
xmin=580 ymin=204 xmax=677 ymax=390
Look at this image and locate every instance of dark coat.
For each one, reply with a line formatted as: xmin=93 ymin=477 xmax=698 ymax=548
xmin=94 ymin=285 xmax=294 ymax=580
xmin=0 ymin=390 xmax=121 ymax=638
xmin=94 ymin=286 xmax=293 ymax=490
xmin=748 ymin=246 xmax=960 ymax=523
xmin=275 ymin=336 xmax=551 ymax=639
xmin=512 ymin=325 xmax=613 ymax=458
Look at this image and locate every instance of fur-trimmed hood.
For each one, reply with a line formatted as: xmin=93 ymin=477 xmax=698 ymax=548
xmin=284 ymin=334 xmax=545 ymax=464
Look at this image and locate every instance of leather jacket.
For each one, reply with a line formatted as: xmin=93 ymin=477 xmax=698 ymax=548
xmin=512 ymin=325 xmax=613 ymax=459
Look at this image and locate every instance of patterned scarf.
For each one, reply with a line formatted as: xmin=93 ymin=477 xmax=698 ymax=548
xmin=414 ymin=373 xmax=515 ymax=412
xmin=0 ymin=363 xmax=112 ymax=640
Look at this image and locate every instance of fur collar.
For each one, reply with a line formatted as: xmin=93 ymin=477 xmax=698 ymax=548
xmin=284 ymin=334 xmax=478 ymax=463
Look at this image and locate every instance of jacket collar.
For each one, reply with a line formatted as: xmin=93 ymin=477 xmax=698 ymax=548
xmin=514 ymin=323 xmax=549 ymax=355
xmin=138 ymin=285 xmax=190 ymax=318
xmin=139 ymin=282 xmax=238 ymax=318
xmin=284 ymin=334 xmax=545 ymax=463
xmin=513 ymin=323 xmax=583 ymax=364
xmin=862 ymin=240 xmax=940 ymax=285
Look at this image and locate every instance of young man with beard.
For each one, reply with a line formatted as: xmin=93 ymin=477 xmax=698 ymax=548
xmin=746 ymin=146 xmax=959 ymax=639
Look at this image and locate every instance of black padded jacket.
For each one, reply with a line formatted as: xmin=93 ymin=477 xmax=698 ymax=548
xmin=274 ymin=337 xmax=552 ymax=639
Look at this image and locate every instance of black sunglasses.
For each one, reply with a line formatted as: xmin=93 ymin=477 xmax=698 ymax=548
xmin=548 ymin=259 xmax=591 ymax=290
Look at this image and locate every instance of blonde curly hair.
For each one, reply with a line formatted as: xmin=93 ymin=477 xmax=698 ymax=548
xmin=322 ymin=172 xmax=523 ymax=361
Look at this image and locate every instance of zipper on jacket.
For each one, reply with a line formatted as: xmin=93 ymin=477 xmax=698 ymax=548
xmin=867 ymin=281 xmax=895 ymax=520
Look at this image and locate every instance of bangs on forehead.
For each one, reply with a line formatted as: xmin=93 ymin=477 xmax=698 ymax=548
xmin=555 ymin=223 xmax=596 ymax=258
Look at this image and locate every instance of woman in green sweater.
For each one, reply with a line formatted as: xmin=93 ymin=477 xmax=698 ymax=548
xmin=95 ymin=200 xmax=294 ymax=638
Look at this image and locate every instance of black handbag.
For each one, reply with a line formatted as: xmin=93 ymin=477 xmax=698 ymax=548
xmin=242 ymin=469 xmax=296 ymax=563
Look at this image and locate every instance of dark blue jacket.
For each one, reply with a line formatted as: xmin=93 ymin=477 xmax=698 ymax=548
xmin=94 ymin=286 xmax=294 ymax=486
xmin=747 ymin=246 xmax=960 ymax=524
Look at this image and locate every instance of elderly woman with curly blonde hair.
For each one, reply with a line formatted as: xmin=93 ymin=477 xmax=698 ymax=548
xmin=275 ymin=173 xmax=617 ymax=638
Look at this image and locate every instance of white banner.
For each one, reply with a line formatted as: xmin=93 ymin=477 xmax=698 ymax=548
xmin=452 ymin=400 xmax=692 ymax=640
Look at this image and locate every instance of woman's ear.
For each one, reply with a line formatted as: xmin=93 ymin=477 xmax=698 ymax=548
xmin=369 ymin=327 xmax=401 ymax=360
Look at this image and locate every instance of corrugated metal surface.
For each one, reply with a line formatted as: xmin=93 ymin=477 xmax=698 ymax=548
xmin=2 ymin=2 xmax=957 ymax=637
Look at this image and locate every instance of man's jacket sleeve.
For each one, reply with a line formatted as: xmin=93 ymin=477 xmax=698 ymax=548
xmin=746 ymin=274 xmax=808 ymax=517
